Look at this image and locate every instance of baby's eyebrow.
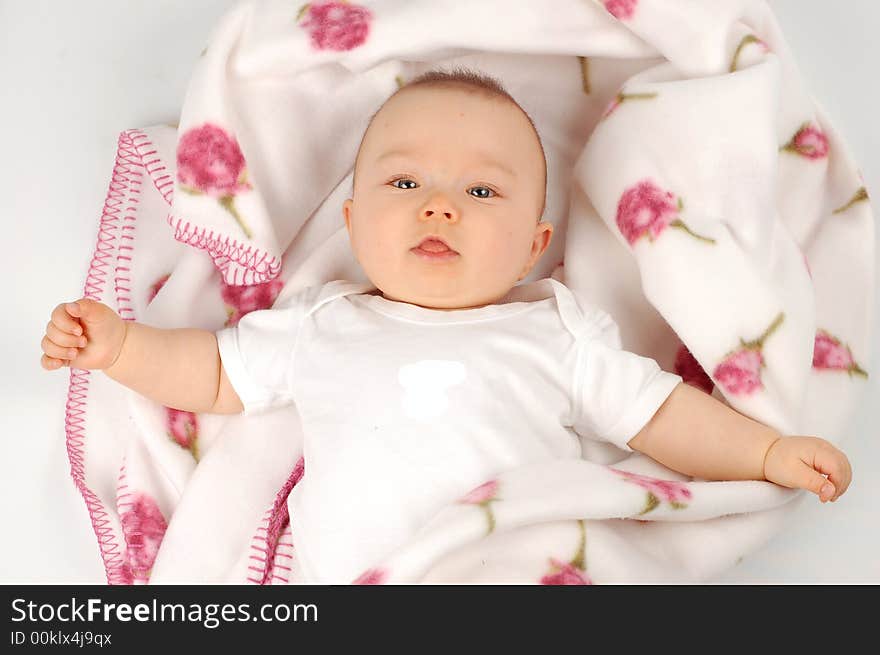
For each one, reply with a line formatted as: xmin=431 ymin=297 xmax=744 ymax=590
xmin=376 ymin=149 xmax=517 ymax=180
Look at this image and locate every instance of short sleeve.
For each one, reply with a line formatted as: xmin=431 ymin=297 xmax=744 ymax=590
xmin=571 ymin=310 xmax=682 ymax=453
xmin=215 ymin=292 xmax=308 ymax=416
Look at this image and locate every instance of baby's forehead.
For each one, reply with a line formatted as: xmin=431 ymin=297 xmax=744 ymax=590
xmin=353 ymin=85 xmax=546 ymax=192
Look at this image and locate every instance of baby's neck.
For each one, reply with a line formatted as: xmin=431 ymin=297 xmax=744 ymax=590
xmin=371 ymin=289 xmax=498 ymax=312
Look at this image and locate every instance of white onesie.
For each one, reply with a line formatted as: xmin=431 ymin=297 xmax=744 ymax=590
xmin=215 ymin=277 xmax=682 ymax=584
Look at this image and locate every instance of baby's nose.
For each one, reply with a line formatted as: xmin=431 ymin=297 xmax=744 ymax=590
xmin=420 ymin=196 xmax=459 ymax=223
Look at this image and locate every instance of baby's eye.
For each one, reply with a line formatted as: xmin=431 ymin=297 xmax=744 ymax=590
xmin=390 ymin=177 xmax=417 ymax=190
xmin=469 ymin=186 xmax=496 ymax=199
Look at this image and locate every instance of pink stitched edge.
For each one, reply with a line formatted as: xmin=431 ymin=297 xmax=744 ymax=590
xmin=114 ymin=462 xmax=137 ymax=584
xmin=167 ymin=213 xmax=283 ymax=286
xmin=246 ymin=456 xmax=304 ymax=584
xmin=66 ymin=129 xmax=151 ymax=584
xmin=270 ymin=526 xmax=295 ymax=585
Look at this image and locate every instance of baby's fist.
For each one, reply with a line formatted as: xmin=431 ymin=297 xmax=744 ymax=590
xmin=763 ymin=436 xmax=852 ymax=503
xmin=41 ymin=299 xmax=126 ymax=372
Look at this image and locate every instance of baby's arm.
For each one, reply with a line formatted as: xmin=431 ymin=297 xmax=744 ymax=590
xmin=628 ymin=382 xmax=852 ymax=503
xmin=40 ymin=298 xmax=243 ymax=415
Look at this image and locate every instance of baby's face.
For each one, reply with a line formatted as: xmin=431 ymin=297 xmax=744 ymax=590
xmin=343 ymin=86 xmax=552 ymax=310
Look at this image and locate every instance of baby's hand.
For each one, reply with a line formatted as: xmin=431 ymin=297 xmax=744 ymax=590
xmin=40 ymin=299 xmax=127 ymax=371
xmin=763 ymin=436 xmax=852 ymax=503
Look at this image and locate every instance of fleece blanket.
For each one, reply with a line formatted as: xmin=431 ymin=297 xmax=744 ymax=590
xmin=66 ymin=0 xmax=875 ymax=584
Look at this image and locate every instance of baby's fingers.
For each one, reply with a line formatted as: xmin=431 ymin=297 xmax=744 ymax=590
xmin=51 ymin=302 xmax=83 ymax=335
xmin=41 ymin=335 xmax=80 ymax=363
xmin=46 ymin=321 xmax=87 ymax=349
xmin=814 ymin=444 xmax=852 ymax=502
xmin=41 ymin=353 xmax=68 ymax=370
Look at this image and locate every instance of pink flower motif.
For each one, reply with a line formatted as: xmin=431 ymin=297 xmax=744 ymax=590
xmin=812 ymin=329 xmax=868 ymax=377
xmin=540 ymin=558 xmax=593 ymax=585
xmin=614 ymin=178 xmax=716 ymax=246
xmin=220 ymin=275 xmax=285 ymax=327
xmin=352 ymin=567 xmax=388 ymax=584
xmin=713 ymin=313 xmax=784 ymax=395
xmin=458 ymin=479 xmax=499 ymax=505
xmin=616 ymin=179 xmax=680 ymax=245
xmin=611 ymin=468 xmax=693 ymax=507
xmin=120 ymin=493 xmax=168 ymax=582
xmin=674 ymin=344 xmax=714 ymax=394
xmin=166 ymin=408 xmax=199 ymax=460
xmin=147 ymin=273 xmax=171 ymax=304
xmin=177 ymin=123 xmax=254 ymax=238
xmin=177 ymin=123 xmax=251 ymax=198
xmin=617 ymin=180 xmax=676 ymax=243
xmin=713 ymin=348 xmax=764 ymax=395
xmin=782 ymin=123 xmax=829 ymax=160
xmin=603 ymin=0 xmax=638 ymax=21
xmin=297 ymin=1 xmax=373 ymax=51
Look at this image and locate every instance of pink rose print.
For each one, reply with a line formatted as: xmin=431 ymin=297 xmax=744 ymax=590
xmin=540 ymin=520 xmax=592 ymax=585
xmin=166 ymin=408 xmax=200 ymax=460
xmin=729 ymin=34 xmax=771 ymax=72
xmin=714 ymin=349 xmax=764 ymax=395
xmin=610 ymin=468 xmax=692 ymax=515
xmin=458 ymin=479 xmax=501 ymax=535
xmin=674 ymin=344 xmax=714 ymax=394
xmin=296 ymin=1 xmax=373 ymax=52
xmin=812 ymin=329 xmax=868 ymax=378
xmin=603 ymin=0 xmax=638 ymax=21
xmin=352 ymin=567 xmax=388 ymax=584
xmin=220 ymin=274 xmax=285 ymax=327
xmin=120 ymin=492 xmax=168 ymax=583
xmin=713 ymin=313 xmax=784 ymax=395
xmin=177 ymin=123 xmax=254 ymax=238
xmin=600 ymin=90 xmax=657 ymax=120
xmin=832 ymin=187 xmax=869 ymax=215
xmin=147 ymin=273 xmax=171 ymax=304
xmin=615 ymin=179 xmax=715 ymax=246
xmin=780 ymin=123 xmax=829 ymax=160
xmin=540 ymin=558 xmax=593 ymax=585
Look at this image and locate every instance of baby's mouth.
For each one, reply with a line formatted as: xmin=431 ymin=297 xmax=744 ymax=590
xmin=410 ymin=237 xmax=460 ymax=262
xmin=416 ymin=238 xmax=455 ymax=253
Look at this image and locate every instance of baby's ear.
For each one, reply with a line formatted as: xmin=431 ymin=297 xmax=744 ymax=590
xmin=532 ymin=220 xmax=553 ymax=258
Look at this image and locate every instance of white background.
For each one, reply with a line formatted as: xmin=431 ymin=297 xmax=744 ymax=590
xmin=1 ymin=1 xmax=877 ymax=583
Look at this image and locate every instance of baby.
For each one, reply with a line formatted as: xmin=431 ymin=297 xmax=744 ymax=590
xmin=41 ymin=68 xmax=851 ymax=584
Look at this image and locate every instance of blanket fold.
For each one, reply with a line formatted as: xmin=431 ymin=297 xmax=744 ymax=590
xmin=68 ymin=0 xmax=874 ymax=584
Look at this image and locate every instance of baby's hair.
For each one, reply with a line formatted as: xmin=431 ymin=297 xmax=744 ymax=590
xmin=351 ymin=66 xmax=548 ymax=220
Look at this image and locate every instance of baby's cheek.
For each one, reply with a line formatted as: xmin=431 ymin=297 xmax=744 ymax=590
xmin=486 ymin=230 xmax=528 ymax=269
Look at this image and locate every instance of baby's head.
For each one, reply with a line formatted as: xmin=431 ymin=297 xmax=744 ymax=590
xmin=343 ymin=68 xmax=553 ymax=310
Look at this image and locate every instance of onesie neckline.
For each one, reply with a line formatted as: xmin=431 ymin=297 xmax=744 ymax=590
xmin=348 ymin=278 xmax=563 ymax=325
